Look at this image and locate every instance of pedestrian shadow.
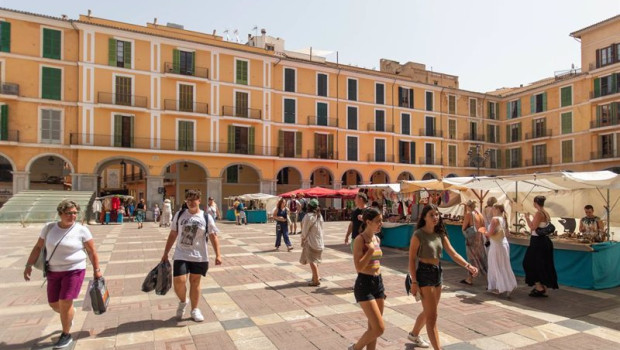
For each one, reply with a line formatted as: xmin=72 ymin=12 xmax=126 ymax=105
xmin=0 ymin=330 xmax=89 ymax=350
xmin=95 ymin=317 xmax=180 ymax=337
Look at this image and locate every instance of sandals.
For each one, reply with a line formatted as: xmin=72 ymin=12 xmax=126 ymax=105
xmin=308 ymin=281 xmax=321 ymax=287
xmin=459 ymin=279 xmax=473 ymax=286
xmin=529 ymin=288 xmax=548 ymax=297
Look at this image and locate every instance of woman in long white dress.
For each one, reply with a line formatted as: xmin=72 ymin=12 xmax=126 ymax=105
xmin=485 ymin=203 xmax=517 ymax=296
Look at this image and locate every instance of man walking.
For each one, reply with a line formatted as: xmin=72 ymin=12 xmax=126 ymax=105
xmin=161 ymin=189 xmax=222 ymax=322
xmin=288 ymin=194 xmax=300 ymax=235
xmin=344 ymin=192 xmax=368 ymax=250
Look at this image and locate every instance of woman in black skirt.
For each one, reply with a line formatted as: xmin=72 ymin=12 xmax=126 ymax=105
xmin=523 ymin=195 xmax=558 ymax=297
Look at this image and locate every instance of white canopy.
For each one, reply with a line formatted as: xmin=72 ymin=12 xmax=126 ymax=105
xmin=224 ymin=193 xmax=279 ymax=214
xmin=356 ymin=183 xmax=401 ymax=193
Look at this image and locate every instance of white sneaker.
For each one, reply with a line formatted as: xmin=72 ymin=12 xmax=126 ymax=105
xmin=347 ymin=344 xmax=355 ymax=350
xmin=191 ymin=308 xmax=204 ymax=322
xmin=408 ymin=333 xmax=430 ymax=348
xmin=176 ymin=301 xmax=187 ymax=319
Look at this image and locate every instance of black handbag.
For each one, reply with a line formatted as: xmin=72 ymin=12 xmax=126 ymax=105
xmin=536 ymin=222 xmax=556 ymax=236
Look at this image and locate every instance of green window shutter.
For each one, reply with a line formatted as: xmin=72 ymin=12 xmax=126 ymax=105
xmin=227 ymin=125 xmax=234 ymax=153
xmin=278 ymin=130 xmax=284 ymax=156
xmin=236 ymin=60 xmax=248 ymax=85
xmin=314 ymin=133 xmax=318 ymax=155
xmin=43 ymin=28 xmax=61 ymax=59
xmin=295 ymin=132 xmax=302 ymax=157
xmin=108 ymin=38 xmax=117 ymax=66
xmin=42 ymin=67 xmax=61 ymax=100
xmin=496 ymin=150 xmax=502 ymax=168
xmin=0 ymin=22 xmax=11 ymax=52
xmin=123 ymin=41 xmax=131 ymax=68
xmin=531 ymin=119 xmax=535 ymax=137
xmin=192 ymin=52 xmax=196 ymax=75
xmin=173 ymin=49 xmax=180 ymax=73
xmin=114 ymin=115 xmax=122 ymax=146
xmin=409 ymin=89 xmax=414 ymax=108
xmin=487 ymin=102 xmax=492 ymax=118
xmin=410 ymin=142 xmax=416 ymax=164
xmin=530 ymin=95 xmax=535 ymax=114
xmin=517 ymin=99 xmax=521 ymax=117
xmin=186 ymin=122 xmax=193 ymax=151
xmin=542 ymin=92 xmax=547 ymax=112
xmin=594 ymin=78 xmax=600 ymax=98
xmin=612 ymin=74 xmax=618 ymax=94
xmin=506 ymin=125 xmax=510 ymax=142
xmin=596 ymin=105 xmax=601 ymax=125
xmin=561 ymin=87 xmax=571 ymax=107
xmin=561 ymin=112 xmax=572 ymax=134
xmin=327 ymin=134 xmax=334 ymax=158
xmin=248 ymin=127 xmax=255 ymax=155
xmin=505 ymin=150 xmax=511 ymax=168
xmin=129 ymin=116 xmax=135 ymax=148
xmin=0 ymin=104 xmax=8 ymax=140
xmin=517 ymin=123 xmax=522 ymax=141
xmin=496 ymin=103 xmax=500 ymax=120
xmin=517 ymin=148 xmax=522 ymax=166
xmin=506 ymin=103 xmax=510 ymax=119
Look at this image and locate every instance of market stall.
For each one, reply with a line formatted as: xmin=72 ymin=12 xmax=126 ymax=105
xmin=224 ymin=193 xmax=278 ymax=223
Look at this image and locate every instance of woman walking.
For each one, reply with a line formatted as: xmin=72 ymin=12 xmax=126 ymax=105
xmin=135 ymin=199 xmax=146 ymax=229
xmin=24 ymin=200 xmax=102 ymax=349
xmin=349 ymin=207 xmax=386 ymax=350
xmin=408 ymin=204 xmax=479 ymax=349
xmin=161 ymin=199 xmax=172 ymax=227
xmin=485 ymin=204 xmax=517 ymax=296
xmin=300 ymin=199 xmax=324 ymax=286
xmin=273 ymin=198 xmax=293 ymax=252
xmin=207 ymin=197 xmax=221 ymax=221
xmin=483 ymin=196 xmax=497 ymax=230
xmin=523 ymin=195 xmax=558 ymax=297
xmin=460 ymin=200 xmax=487 ymax=285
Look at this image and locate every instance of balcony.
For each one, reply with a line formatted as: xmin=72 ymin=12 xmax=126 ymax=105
xmin=276 ymin=147 xmax=302 ymax=158
xmin=419 ymin=128 xmax=443 ymax=138
xmin=398 ymin=156 xmax=415 ymax=164
xmin=463 ymin=133 xmax=485 ymax=142
xmin=163 ymin=62 xmax=209 ymax=79
xmin=0 ymin=130 xmax=19 ymax=142
xmin=213 ymin=142 xmax=277 ymax=156
xmin=507 ymin=161 xmax=522 ymax=169
xmin=418 ymin=157 xmax=443 ymax=166
xmin=164 ymin=99 xmax=209 ymax=114
xmin=591 ymin=150 xmax=620 ymax=160
xmin=591 ymin=116 xmax=620 ymax=129
xmin=367 ymin=123 xmax=394 ymax=132
xmin=307 ymin=150 xmax=337 ymax=160
xmin=486 ymin=134 xmax=499 ymax=143
xmin=98 ymin=92 xmax=148 ymax=108
xmin=0 ymin=82 xmax=19 ymax=96
xmin=525 ymin=129 xmax=552 ymax=140
xmin=367 ymin=154 xmax=394 ymax=162
xmin=525 ymin=158 xmax=552 ymax=166
xmin=307 ymin=116 xmax=338 ymax=127
xmin=221 ymin=105 xmax=262 ymax=119
xmin=590 ymin=89 xmax=619 ymax=99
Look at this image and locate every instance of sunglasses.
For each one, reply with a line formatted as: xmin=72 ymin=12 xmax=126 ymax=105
xmin=63 ymin=211 xmax=78 ymax=215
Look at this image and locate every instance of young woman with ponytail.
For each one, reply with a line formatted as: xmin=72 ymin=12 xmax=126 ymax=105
xmin=484 ymin=204 xmax=517 ymax=296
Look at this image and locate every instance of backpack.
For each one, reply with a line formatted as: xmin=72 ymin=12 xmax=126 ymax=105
xmin=237 ymin=202 xmax=244 ymax=211
xmin=300 ymin=199 xmax=308 ymax=212
xmin=289 ymin=200 xmax=297 ymax=212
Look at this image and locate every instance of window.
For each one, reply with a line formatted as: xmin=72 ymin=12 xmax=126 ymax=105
xmin=226 ymin=165 xmax=239 ymax=183
xmin=488 ymin=149 xmax=498 ymax=169
xmin=375 ymin=110 xmax=385 ymax=132
xmin=41 ymin=67 xmax=61 ymax=100
xmin=317 ymin=73 xmax=328 ymax=97
xmin=179 ymin=84 xmax=194 ymax=112
xmin=600 ymin=134 xmax=615 ymax=158
xmin=227 ymin=125 xmax=254 ymax=155
xmin=561 ymin=140 xmax=573 ymax=163
xmin=425 ymin=91 xmax=433 ymax=111
xmin=347 ymin=78 xmax=357 ymax=101
xmin=595 ymin=74 xmax=619 ymax=97
xmin=375 ymin=83 xmax=385 ymax=104
xmin=425 ymin=143 xmax=435 ymax=165
xmin=314 ymin=133 xmax=333 ymax=159
xmin=506 ymin=148 xmax=522 ymax=168
xmin=235 ymin=91 xmax=249 ymax=117
xmin=113 ymin=114 xmax=133 ymax=147
xmin=448 ymin=95 xmax=456 ymax=115
xmin=0 ymin=21 xmax=10 ymax=52
xmin=488 ymin=101 xmax=497 ymax=119
xmin=42 ymin=28 xmax=61 ymax=59
xmin=597 ymin=44 xmax=619 ymax=68
xmin=469 ymin=98 xmax=477 ymax=117
xmin=347 ymin=106 xmax=357 ymax=130
xmin=469 ymin=121 xmax=478 ymax=141
xmin=561 ymin=112 xmax=572 ymax=134
xmin=398 ymin=87 xmax=413 ymax=108
xmin=40 ymin=109 xmax=61 ymax=144
xmin=278 ymin=130 xmax=301 ymax=158
xmin=532 ymin=144 xmax=547 ymax=165
xmin=284 ymin=98 xmax=296 ymax=123
xmin=172 ymin=49 xmax=195 ymax=75
xmin=401 ymin=113 xmax=410 ymax=135
xmin=508 ymin=99 xmax=521 ymax=119
xmin=178 ymin=120 xmax=194 ymax=151
xmin=374 ymin=139 xmax=386 ymax=162
xmin=316 ymin=102 xmax=328 ymax=126
xmin=596 ymin=102 xmax=620 ymax=127
xmin=533 ymin=118 xmax=546 ymax=138
xmin=487 ymin=124 xmax=499 ymax=143
xmin=235 ymin=59 xmax=248 ymax=85
xmin=108 ymin=38 xmax=131 ymax=68
xmin=0 ymin=105 xmax=8 ymax=141
xmin=507 ymin=122 xmax=521 ymax=142
xmin=560 ymin=86 xmax=572 ymax=107
xmin=284 ymin=68 xmax=295 ymax=92
xmin=531 ymin=92 xmax=547 ymax=114
xmin=425 ymin=116 xmax=435 ymax=137
xmin=347 ymin=136 xmax=358 ymax=161
xmin=448 ymin=119 xmax=456 ymax=139
xmin=448 ymin=145 xmax=457 ymax=167
xmin=399 ymin=141 xmax=415 ymax=164
xmin=115 ymin=75 xmax=132 ymax=105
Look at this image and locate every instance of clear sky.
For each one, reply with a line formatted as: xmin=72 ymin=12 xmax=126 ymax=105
xmin=2 ymin=0 xmax=619 ymax=92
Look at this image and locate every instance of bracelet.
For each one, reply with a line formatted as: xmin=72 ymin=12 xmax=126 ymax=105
xmin=94 ymin=268 xmax=101 ymax=272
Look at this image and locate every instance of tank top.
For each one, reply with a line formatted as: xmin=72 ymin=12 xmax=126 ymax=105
xmin=413 ymin=228 xmax=444 ymax=259
xmin=491 ymin=216 xmax=506 ymax=242
xmin=277 ymin=208 xmax=288 ymax=224
xmin=363 ymin=236 xmax=383 ymax=270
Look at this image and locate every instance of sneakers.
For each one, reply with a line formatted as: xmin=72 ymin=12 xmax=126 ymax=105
xmin=287 ymin=245 xmax=294 ymax=252
xmin=191 ymin=308 xmax=204 ymax=322
xmin=53 ymin=333 xmax=73 ymax=349
xmin=347 ymin=344 xmax=356 ymax=350
xmin=408 ymin=333 xmax=430 ymax=348
xmin=176 ymin=301 xmax=188 ymax=319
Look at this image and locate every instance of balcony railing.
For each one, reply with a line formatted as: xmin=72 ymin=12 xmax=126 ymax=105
xmin=398 ymin=157 xmax=415 ymax=164
xmin=463 ymin=133 xmax=485 ymax=142
xmin=367 ymin=154 xmax=394 ymax=162
xmin=419 ymin=128 xmax=443 ymax=137
xmin=307 ymin=116 xmax=338 ymax=127
xmin=525 ymin=158 xmax=552 ymax=166
xmin=276 ymin=147 xmax=302 ymax=158
xmin=591 ymin=150 xmax=620 ymax=160
xmin=418 ymin=157 xmax=443 ymax=166
xmin=0 ymin=82 xmax=19 ymax=96
xmin=591 ymin=89 xmax=619 ymax=99
xmin=367 ymin=123 xmax=394 ymax=132
xmin=221 ymin=105 xmax=262 ymax=119
xmin=98 ymin=92 xmax=148 ymax=108
xmin=0 ymin=130 xmax=20 ymax=142
xmin=525 ymin=129 xmax=552 ymax=140
xmin=307 ymin=150 xmax=337 ymax=160
xmin=164 ymin=99 xmax=209 ymax=114
xmin=507 ymin=161 xmax=522 ymax=168
xmin=163 ymin=62 xmax=209 ymax=79
xmin=486 ymin=134 xmax=500 ymax=143
xmin=591 ymin=116 xmax=620 ymax=129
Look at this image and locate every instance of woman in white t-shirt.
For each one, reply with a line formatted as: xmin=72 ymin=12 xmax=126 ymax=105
xmin=24 ymin=200 xmax=102 ymax=349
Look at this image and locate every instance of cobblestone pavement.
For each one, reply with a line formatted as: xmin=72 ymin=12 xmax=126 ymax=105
xmin=1 ymin=220 xmax=619 ymax=349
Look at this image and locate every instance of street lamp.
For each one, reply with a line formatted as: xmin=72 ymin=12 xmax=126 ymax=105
xmin=467 ymin=144 xmax=490 ymax=176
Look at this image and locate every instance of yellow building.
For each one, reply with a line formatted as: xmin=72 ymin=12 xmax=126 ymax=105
xmin=0 ymin=8 xmax=618 ymax=212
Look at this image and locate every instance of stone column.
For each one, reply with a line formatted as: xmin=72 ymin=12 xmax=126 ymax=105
xmin=146 ymin=176 xmax=164 ymax=221
xmin=11 ymin=171 xmax=29 ymax=195
xmin=301 ymin=179 xmax=311 ymax=189
xmin=259 ymin=179 xmax=276 ymax=195
xmin=206 ymin=177 xmax=223 ymax=207
xmin=72 ymin=174 xmax=98 ymax=192
xmin=332 ymin=180 xmax=342 ymax=209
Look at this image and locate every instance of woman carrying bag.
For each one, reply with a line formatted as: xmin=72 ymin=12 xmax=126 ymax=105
xmin=299 ymin=199 xmax=324 ymax=286
xmin=24 ymin=200 xmax=102 ymax=349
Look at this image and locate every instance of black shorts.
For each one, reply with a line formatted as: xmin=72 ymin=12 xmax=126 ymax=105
xmin=354 ymin=273 xmax=386 ymax=302
xmin=416 ymin=262 xmax=442 ymax=287
xmin=173 ymin=260 xmax=209 ymax=277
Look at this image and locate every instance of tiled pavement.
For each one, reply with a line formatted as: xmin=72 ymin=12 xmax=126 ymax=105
xmin=1 ymin=221 xmax=620 ymax=349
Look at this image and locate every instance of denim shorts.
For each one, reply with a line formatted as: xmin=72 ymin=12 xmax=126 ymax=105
xmin=354 ymin=273 xmax=386 ymax=302
xmin=416 ymin=262 xmax=442 ymax=287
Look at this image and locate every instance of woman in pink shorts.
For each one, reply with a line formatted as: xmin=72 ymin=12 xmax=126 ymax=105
xmin=24 ymin=200 xmax=102 ymax=349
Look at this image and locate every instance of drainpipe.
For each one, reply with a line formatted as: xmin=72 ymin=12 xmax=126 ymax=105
xmin=336 ymin=52 xmax=340 ymax=172
xmin=392 ymin=78 xmax=396 ymax=173
xmin=439 ymin=87 xmax=445 ymax=176
xmin=70 ymin=19 xmax=80 ymax=182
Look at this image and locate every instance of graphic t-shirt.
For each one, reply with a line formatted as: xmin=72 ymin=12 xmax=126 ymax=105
xmin=171 ymin=209 xmax=219 ymax=262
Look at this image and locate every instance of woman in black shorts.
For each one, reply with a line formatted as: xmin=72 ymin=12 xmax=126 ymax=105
xmin=408 ymin=204 xmax=479 ymax=349
xmin=348 ymin=207 xmax=385 ymax=350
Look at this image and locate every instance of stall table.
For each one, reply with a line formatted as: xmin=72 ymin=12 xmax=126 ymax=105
xmin=225 ymin=209 xmax=267 ymax=223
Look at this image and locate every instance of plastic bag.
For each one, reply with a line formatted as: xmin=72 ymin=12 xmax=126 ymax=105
xmin=90 ymin=277 xmax=110 ymax=315
xmin=82 ymin=280 xmax=94 ymax=311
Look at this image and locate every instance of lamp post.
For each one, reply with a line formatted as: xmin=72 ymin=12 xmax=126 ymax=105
xmin=467 ymin=144 xmax=490 ymax=176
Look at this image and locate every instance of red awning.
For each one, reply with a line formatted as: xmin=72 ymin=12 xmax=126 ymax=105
xmin=280 ymin=187 xmax=358 ymax=199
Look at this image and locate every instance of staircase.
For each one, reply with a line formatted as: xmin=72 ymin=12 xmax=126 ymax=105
xmin=0 ymin=191 xmax=95 ymax=223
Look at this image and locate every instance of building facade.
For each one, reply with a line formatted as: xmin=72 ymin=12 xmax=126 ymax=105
xmin=0 ymin=8 xmax=618 ymax=211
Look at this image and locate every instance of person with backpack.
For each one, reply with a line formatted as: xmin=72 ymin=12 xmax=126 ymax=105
xmin=288 ymin=195 xmax=300 ymax=235
xmin=297 ymin=193 xmax=308 ymax=233
xmin=161 ymin=190 xmax=222 ymax=322
xmin=237 ymin=200 xmax=247 ymax=225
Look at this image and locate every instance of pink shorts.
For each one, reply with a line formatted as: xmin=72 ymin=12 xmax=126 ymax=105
xmin=46 ymin=269 xmax=86 ymax=303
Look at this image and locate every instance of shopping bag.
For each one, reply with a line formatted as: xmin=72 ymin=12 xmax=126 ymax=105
xmin=141 ymin=265 xmax=158 ymax=293
xmin=82 ymin=280 xmax=94 ymax=311
xmin=155 ymin=261 xmax=172 ymax=295
xmin=90 ymin=277 xmax=110 ymax=315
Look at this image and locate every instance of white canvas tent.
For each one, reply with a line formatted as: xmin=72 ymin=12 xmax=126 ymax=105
xmin=224 ymin=193 xmax=279 ymax=214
